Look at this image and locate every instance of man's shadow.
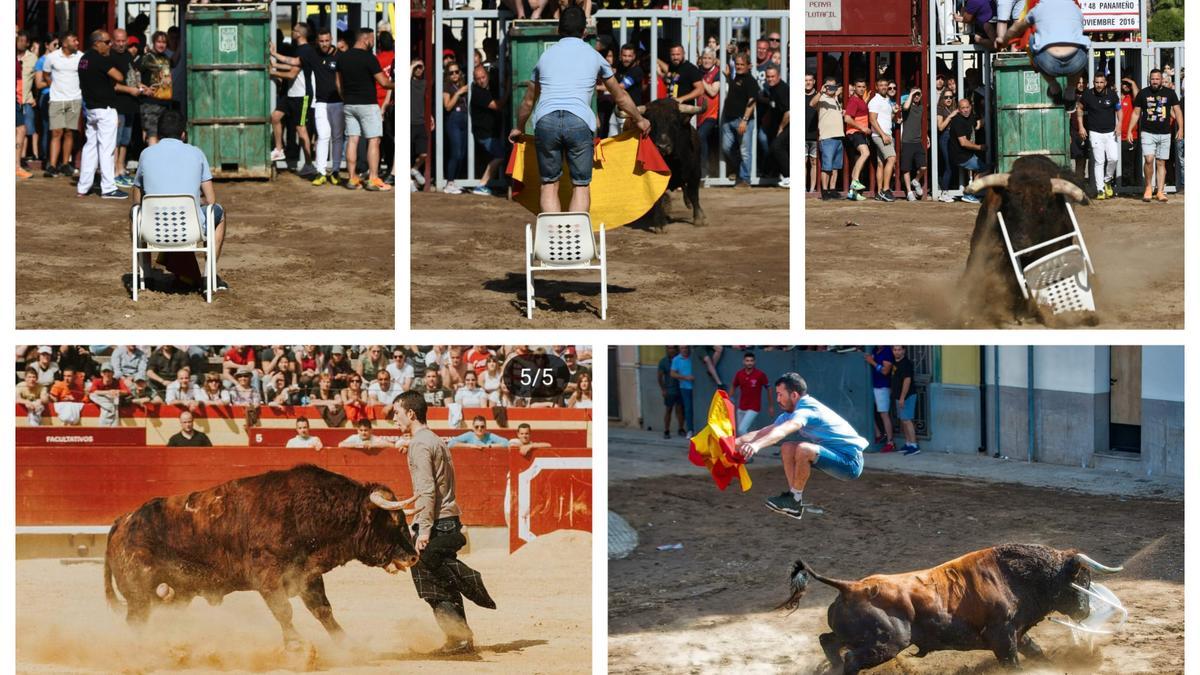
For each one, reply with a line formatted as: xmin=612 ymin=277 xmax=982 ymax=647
xmin=373 ymin=638 xmax=548 ymax=662
xmin=482 ymin=273 xmax=634 ymax=318
xmin=121 ymin=269 xmax=207 ymax=297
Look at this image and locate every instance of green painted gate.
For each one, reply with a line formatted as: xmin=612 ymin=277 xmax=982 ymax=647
xmin=186 ymin=3 xmax=272 ymax=179
xmin=994 ymin=52 xmax=1071 ymax=173
xmin=508 ymin=21 xmax=597 ymax=133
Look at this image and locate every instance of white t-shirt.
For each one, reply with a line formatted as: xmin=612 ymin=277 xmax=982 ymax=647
xmin=868 ymin=95 xmax=894 ymax=137
xmin=386 ymin=363 xmax=415 ymax=387
xmin=368 ymin=381 xmax=402 ymax=405
xmin=286 ymin=435 xmax=323 ymax=449
xmin=454 ymin=387 xmax=489 ymax=408
xmin=43 ymin=49 xmax=83 ymax=102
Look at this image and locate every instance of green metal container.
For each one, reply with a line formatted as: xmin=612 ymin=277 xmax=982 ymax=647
xmin=993 ymin=52 xmax=1070 ymax=173
xmin=508 ymin=21 xmax=597 ymax=132
xmin=186 ymin=3 xmax=272 ymax=179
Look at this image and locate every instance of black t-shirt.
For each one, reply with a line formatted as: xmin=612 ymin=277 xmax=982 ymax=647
xmin=314 ymin=48 xmax=341 ymax=103
xmin=338 ymin=47 xmax=382 ymax=106
xmin=805 ymin=89 xmax=819 ymax=137
xmin=167 ymin=431 xmax=212 ymax=447
xmin=78 ymin=49 xmax=117 ymax=109
xmin=757 ymin=79 xmax=790 ymax=134
xmin=294 ymin=43 xmax=320 ymax=99
xmin=410 ymin=77 xmax=426 ymax=122
xmin=1080 ymin=88 xmax=1119 ymax=133
xmin=890 ymin=357 xmax=914 ymax=400
xmin=948 ymin=112 xmax=979 ymax=165
xmin=108 ymin=50 xmax=138 ymax=115
xmin=722 ymin=72 xmax=760 ymax=124
xmin=901 ymin=100 xmax=924 ymax=144
xmin=1133 ymin=86 xmax=1180 ymax=135
xmin=470 ymin=83 xmax=502 ymax=139
xmin=667 ymin=60 xmax=702 ymax=100
xmin=615 ymin=63 xmax=645 ymax=105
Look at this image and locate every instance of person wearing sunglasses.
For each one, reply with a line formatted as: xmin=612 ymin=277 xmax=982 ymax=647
xmin=76 ymin=30 xmax=148 ymax=199
xmin=441 ymin=62 xmax=469 ymax=194
xmin=447 ymin=415 xmax=510 ymax=448
xmin=936 ymin=88 xmax=959 ymax=200
xmin=868 ymin=78 xmax=898 ymax=201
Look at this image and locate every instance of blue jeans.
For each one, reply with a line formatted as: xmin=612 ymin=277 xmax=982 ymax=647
xmin=720 ymin=117 xmax=755 ymax=182
xmin=445 ymin=109 xmax=468 ymax=181
xmin=533 ymin=110 xmax=595 ymax=185
xmin=680 ymin=387 xmax=695 ymax=433
xmin=1176 ymin=138 xmax=1184 ymax=189
xmin=697 ymin=118 xmax=718 ymax=176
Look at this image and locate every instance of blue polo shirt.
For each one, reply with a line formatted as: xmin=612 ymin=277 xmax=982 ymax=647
xmin=530 ymin=36 xmax=614 ymax=133
xmin=133 ymin=138 xmax=215 ymax=225
xmin=670 ymin=353 xmax=694 ymax=391
xmin=447 ymin=431 xmax=508 ymax=447
xmin=775 ymin=395 xmax=869 ymax=454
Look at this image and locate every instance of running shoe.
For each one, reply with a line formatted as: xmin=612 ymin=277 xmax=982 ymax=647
xmin=961 ymin=193 xmax=981 ymax=204
xmin=1093 ymin=190 xmax=1107 ymax=201
xmin=778 ymin=177 xmax=791 ymax=188
xmin=1104 ymin=183 xmax=1114 ymax=199
xmin=364 ymin=177 xmax=392 ymax=192
xmin=907 ymin=190 xmax=917 ymax=201
xmin=874 ymin=190 xmax=888 ymax=202
xmin=16 ymin=167 xmax=32 ymax=180
xmin=902 ymin=444 xmax=921 ymax=456
xmin=911 ymin=179 xmax=925 ymax=197
xmin=411 ymin=168 xmax=426 ymax=186
xmin=269 ymin=148 xmax=286 ymax=162
xmin=846 ymin=190 xmax=866 ymax=201
xmin=328 ymin=172 xmax=342 ymax=186
xmin=114 ymin=174 xmax=134 ymax=188
xmin=61 ymin=163 xmax=78 ymax=177
xmin=663 ymin=430 xmax=670 ymax=439
xmin=766 ymin=492 xmax=803 ymax=518
xmin=214 ymin=275 xmax=230 ymax=291
xmin=880 ymin=441 xmax=897 ymax=453
xmin=938 ymin=193 xmax=956 ymax=203
xmin=311 ymin=173 xmax=330 ymax=186
xmin=879 ymin=190 xmax=895 ymax=202
xmin=101 ymin=189 xmax=129 ymax=199
xmin=472 ymin=186 xmax=493 ymax=195
xmin=43 ymin=165 xmax=58 ymax=178
xmin=850 ymin=179 xmax=866 ymax=191
xmin=344 ymin=176 xmax=363 ymax=190
xmin=297 ymin=163 xmax=318 ymax=179
xmin=443 ymin=181 xmax=463 ymax=194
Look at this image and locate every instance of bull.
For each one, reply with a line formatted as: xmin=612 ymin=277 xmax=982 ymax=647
xmin=622 ymin=98 xmax=706 ymax=230
xmin=103 ymin=464 xmax=420 ymax=648
xmin=778 ymin=543 xmax=1123 ymax=674
xmin=961 ymin=155 xmax=1090 ymax=324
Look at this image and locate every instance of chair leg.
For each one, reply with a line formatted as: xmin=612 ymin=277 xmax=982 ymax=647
xmin=525 ymin=223 xmax=534 ymax=320
xmin=131 ymin=247 xmax=138 ymax=302
xmin=600 ymin=266 xmax=607 ymax=321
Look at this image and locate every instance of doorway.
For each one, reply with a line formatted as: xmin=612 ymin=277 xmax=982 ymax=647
xmin=1109 ymin=346 xmax=1142 ymax=453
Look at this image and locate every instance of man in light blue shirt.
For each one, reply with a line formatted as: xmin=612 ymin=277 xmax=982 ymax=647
xmin=509 ymin=5 xmax=650 ymax=214
xmin=669 ymin=345 xmax=695 ymax=436
xmin=735 ymin=372 xmax=868 ymax=520
xmin=1000 ymin=0 xmax=1090 ymax=106
xmin=447 ymin=415 xmax=510 ymax=448
xmin=131 ymin=109 xmax=229 ymax=290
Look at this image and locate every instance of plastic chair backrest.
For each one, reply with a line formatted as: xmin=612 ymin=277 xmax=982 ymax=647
xmin=139 ymin=195 xmax=203 ymax=249
xmin=533 ymin=213 xmax=597 ymax=267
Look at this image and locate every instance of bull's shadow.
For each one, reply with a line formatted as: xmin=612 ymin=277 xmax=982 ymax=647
xmin=373 ymin=638 xmax=548 ymax=662
xmin=121 ymin=270 xmax=207 ymax=297
xmin=482 ymin=272 xmax=634 ymax=319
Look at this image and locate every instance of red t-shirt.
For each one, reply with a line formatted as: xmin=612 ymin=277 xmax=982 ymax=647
xmin=464 ymin=348 xmax=491 ymax=377
xmin=731 ymin=368 xmax=769 ymax=412
xmin=376 ymin=50 xmax=394 ymax=107
xmin=844 ymin=95 xmax=869 ymax=135
xmin=225 ymin=347 xmax=257 ymax=366
xmin=88 ymin=378 xmax=130 ymax=395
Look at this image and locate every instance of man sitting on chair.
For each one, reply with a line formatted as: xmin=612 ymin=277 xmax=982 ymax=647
xmin=131 ymin=109 xmax=228 ymax=291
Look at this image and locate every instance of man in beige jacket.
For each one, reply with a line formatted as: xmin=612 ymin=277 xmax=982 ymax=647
xmin=395 ymin=390 xmax=496 ymax=654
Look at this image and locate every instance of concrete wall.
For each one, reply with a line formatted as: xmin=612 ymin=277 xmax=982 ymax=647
xmin=926 ymin=383 xmax=982 ymax=453
xmin=1140 ymin=346 xmax=1184 ymax=478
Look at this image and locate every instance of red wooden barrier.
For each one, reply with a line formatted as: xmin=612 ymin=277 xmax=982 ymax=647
xmin=16 ymin=426 xmax=146 ymax=446
xmin=508 ymin=448 xmax=593 ymax=553
xmin=245 ymin=427 xmax=588 ymax=448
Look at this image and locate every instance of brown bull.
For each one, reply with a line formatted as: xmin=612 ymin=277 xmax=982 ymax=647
xmin=779 ymin=543 xmax=1122 ymax=674
xmin=961 ymin=155 xmax=1090 ymax=325
xmin=104 ymin=464 xmax=420 ymax=648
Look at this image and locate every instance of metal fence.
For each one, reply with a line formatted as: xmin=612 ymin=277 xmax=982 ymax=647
xmin=428 ymin=6 xmax=790 ymax=190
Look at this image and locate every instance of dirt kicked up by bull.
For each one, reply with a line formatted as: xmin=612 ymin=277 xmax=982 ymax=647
xmin=960 ymin=155 xmax=1098 ymax=327
xmin=103 ymin=465 xmax=420 ymax=650
xmin=777 ymin=543 xmax=1124 ymax=675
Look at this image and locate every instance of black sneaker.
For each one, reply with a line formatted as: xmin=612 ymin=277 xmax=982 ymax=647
xmin=880 ymin=190 xmax=896 ymax=202
xmin=214 ymin=275 xmax=230 ymax=291
xmin=766 ymin=492 xmax=803 ymax=519
xmin=663 ymin=430 xmax=670 ymax=439
xmin=873 ymin=190 xmax=887 ymax=202
xmin=43 ymin=165 xmax=58 ymax=178
xmin=101 ymin=189 xmax=129 ymax=199
xmin=60 ymin=163 xmax=77 ymax=177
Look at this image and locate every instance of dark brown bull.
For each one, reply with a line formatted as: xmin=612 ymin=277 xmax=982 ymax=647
xmin=961 ymin=156 xmax=1089 ymax=324
xmin=779 ymin=543 xmax=1122 ymax=674
xmin=104 ymin=464 xmax=420 ymax=648
xmin=623 ymin=98 xmax=706 ymax=230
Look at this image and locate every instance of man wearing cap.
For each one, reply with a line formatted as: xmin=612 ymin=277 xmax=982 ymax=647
xmin=30 ymin=347 xmax=61 ymax=386
xmin=510 ymin=6 xmax=650 ymax=214
xmin=129 ymin=374 xmax=164 ymax=409
xmin=109 ymin=345 xmax=148 ymax=392
xmin=89 ymin=364 xmax=130 ymax=426
xmin=167 ymin=411 xmax=212 ymax=447
xmin=323 ymin=345 xmax=355 ymax=388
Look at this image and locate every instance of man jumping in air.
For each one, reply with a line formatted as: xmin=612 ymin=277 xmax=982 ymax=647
xmin=734 ymin=372 xmax=868 ymax=520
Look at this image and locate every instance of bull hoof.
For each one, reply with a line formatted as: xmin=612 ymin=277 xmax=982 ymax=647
xmin=693 ymin=218 xmax=707 ymax=227
xmin=156 ymin=582 xmax=175 ymax=602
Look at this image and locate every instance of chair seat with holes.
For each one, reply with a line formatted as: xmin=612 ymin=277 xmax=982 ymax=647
xmin=526 ymin=212 xmax=607 ymax=320
xmin=131 ymin=194 xmax=217 ymax=303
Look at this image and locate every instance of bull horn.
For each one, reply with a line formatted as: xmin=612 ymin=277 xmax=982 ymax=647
xmin=677 ymin=103 xmax=704 ymax=115
xmin=1075 ymin=553 xmax=1124 ymax=574
xmin=369 ymin=491 xmax=417 ymax=511
xmin=965 ymin=173 xmax=1010 ymax=194
xmin=1050 ymin=178 xmax=1086 ymax=203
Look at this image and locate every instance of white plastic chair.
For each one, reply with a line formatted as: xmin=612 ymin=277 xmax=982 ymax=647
xmin=997 ymin=203 xmax=1096 ymax=315
xmin=131 ymin=195 xmax=216 ymax=303
xmin=525 ymin=212 xmax=607 ymax=320
xmin=1049 ymin=582 xmax=1128 ymax=648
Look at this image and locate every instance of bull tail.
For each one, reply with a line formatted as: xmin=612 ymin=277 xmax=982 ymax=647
xmin=776 ymin=558 xmax=856 ymax=615
xmin=104 ymin=520 xmax=123 ymax=612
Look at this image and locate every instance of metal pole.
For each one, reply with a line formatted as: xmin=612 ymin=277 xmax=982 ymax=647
xmin=466 ymin=17 xmax=475 ymax=184
xmin=435 ymin=5 xmax=444 ymax=189
xmin=749 ymin=16 xmax=759 ymax=185
xmin=929 ymin=0 xmax=940 ymax=199
xmin=993 ymin=345 xmax=1001 ymax=458
xmin=1027 ymin=345 xmax=1035 ymax=463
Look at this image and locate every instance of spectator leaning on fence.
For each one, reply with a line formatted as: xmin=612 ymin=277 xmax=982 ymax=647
xmin=269 ymin=24 xmax=319 ymax=178
xmin=1128 ymin=69 xmax=1184 ymax=203
xmin=137 ymin=31 xmax=172 ymax=146
xmin=696 ymin=49 xmax=721 ymax=173
xmin=758 ymin=65 xmax=790 ymax=187
xmin=449 ymin=416 xmax=509 ymax=448
xmin=287 ymin=416 xmax=324 ymax=450
xmin=812 ymin=76 xmax=846 ymax=200
xmin=469 ymin=65 xmax=507 ymax=196
xmin=843 ymin=78 xmax=871 ymax=201
xmin=720 ymin=52 xmax=760 ymax=187
xmin=948 ymin=97 xmax=986 ymax=203
xmin=899 ymin=85 xmax=928 ymax=201
xmin=510 ymin=6 xmax=649 ymax=214
xmin=167 ymin=411 xmax=212 ymax=447
xmin=868 ymin=78 xmax=898 ymax=202
xmin=17 ymin=367 xmax=51 ymax=426
xmin=936 ymin=87 xmax=958 ymax=199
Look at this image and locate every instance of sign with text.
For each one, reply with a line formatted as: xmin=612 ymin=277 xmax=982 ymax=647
xmin=807 ymin=0 xmax=842 ymax=31
xmin=1081 ymin=0 xmax=1141 ymax=32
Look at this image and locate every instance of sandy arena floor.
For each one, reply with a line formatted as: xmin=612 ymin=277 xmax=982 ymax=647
xmin=15 ymin=173 xmax=394 ymax=329
xmin=410 ymin=187 xmax=790 ymax=329
xmin=17 ymin=530 xmax=590 ymax=674
xmin=609 ymin=468 xmax=1183 ymax=674
xmin=805 ymin=195 xmax=1184 ymax=328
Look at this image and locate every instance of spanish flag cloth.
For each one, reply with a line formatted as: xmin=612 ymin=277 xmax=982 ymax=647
xmin=688 ymin=390 xmax=752 ymax=492
xmin=506 ymin=130 xmax=671 ymax=231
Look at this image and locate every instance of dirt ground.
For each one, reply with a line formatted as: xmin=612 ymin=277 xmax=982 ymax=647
xmin=15 ymin=174 xmax=394 ymax=329
xmin=410 ymin=187 xmax=789 ymax=329
xmin=609 ymin=468 xmax=1184 ymax=674
xmin=805 ymin=196 xmax=1184 ymax=328
xmin=16 ymin=530 xmax=589 ymax=674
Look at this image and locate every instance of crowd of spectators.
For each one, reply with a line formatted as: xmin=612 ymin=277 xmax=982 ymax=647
xmin=412 ymin=4 xmax=790 ymax=193
xmin=15 ymin=345 xmax=595 ymax=430
xmin=16 ymin=19 xmax=396 ymax=192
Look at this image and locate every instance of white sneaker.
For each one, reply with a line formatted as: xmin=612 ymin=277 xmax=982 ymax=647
xmin=938 ymin=193 xmax=956 ymax=202
xmin=410 ymin=168 xmax=426 ymax=186
xmin=906 ymin=190 xmax=917 ymax=202
xmin=443 ymin=181 xmax=463 ymax=195
xmin=269 ymin=148 xmax=285 ymax=162
xmin=778 ymin=177 xmax=791 ymax=188
xmin=911 ymin=179 xmax=924 ymax=198
xmin=411 ymin=181 xmax=418 ymax=192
